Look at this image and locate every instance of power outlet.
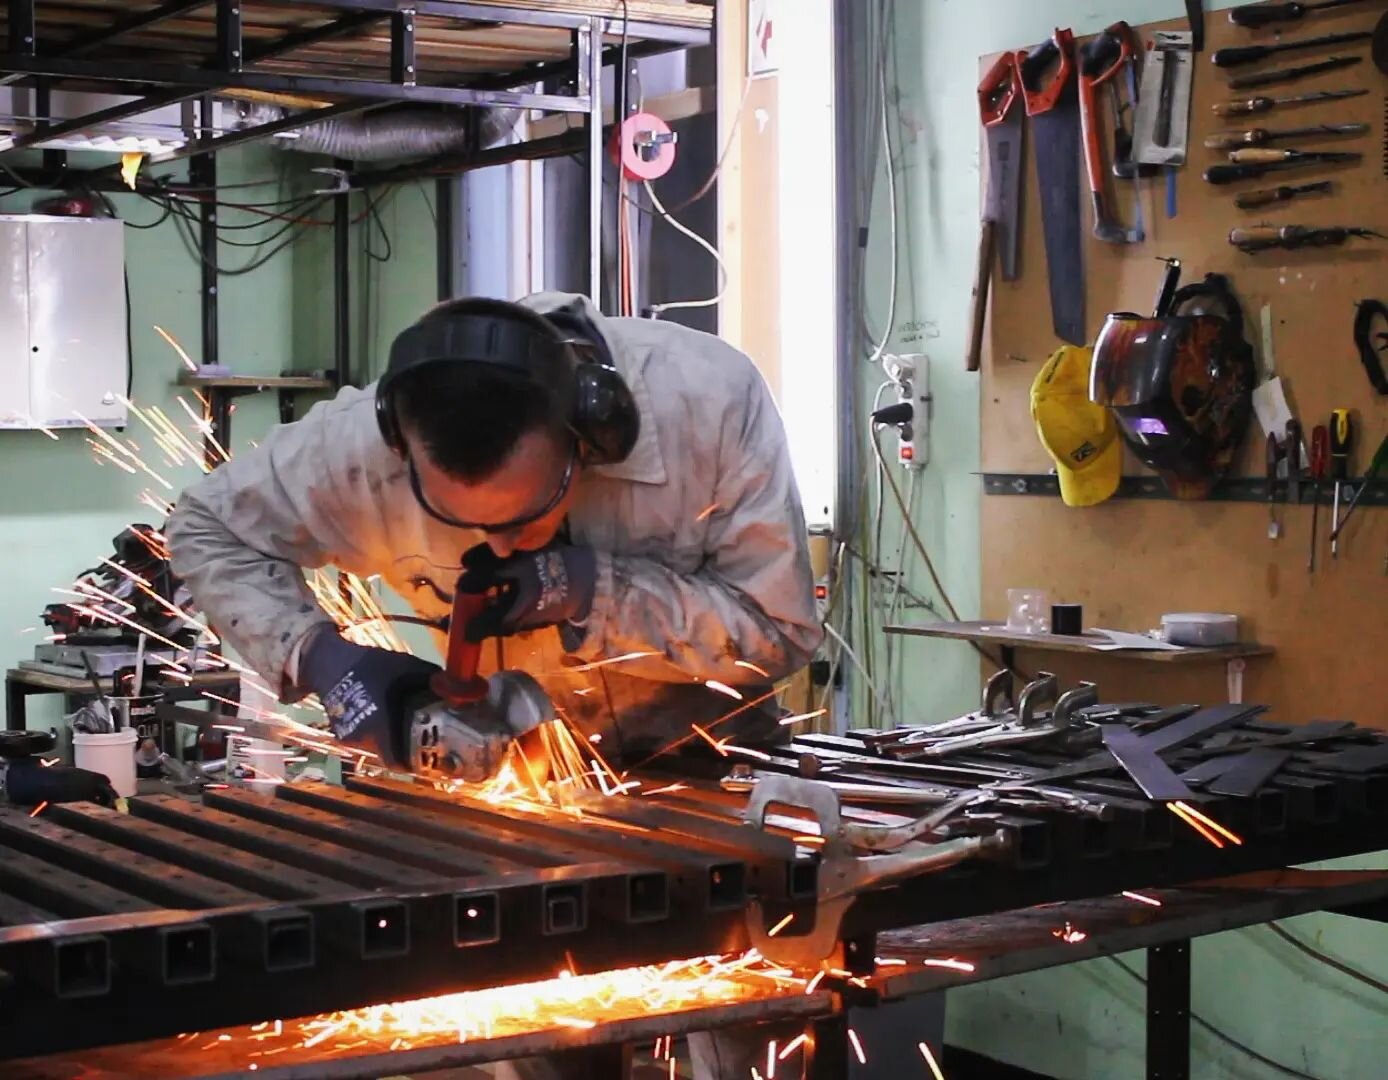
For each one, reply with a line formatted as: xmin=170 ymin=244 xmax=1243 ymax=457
xmin=890 ymin=355 xmax=931 ymax=468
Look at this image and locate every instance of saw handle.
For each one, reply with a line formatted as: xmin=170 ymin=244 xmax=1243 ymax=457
xmin=1077 ymin=24 xmax=1133 ymax=200
xmin=1229 ymin=2 xmax=1307 ymax=27
xmin=1213 ymin=96 xmax=1273 ymax=117
xmin=978 ymin=51 xmax=1021 ymax=126
xmin=1018 ymin=29 xmax=1076 ymax=116
xmin=1205 ymin=128 xmax=1268 ymax=150
xmin=433 ymin=589 xmax=490 ymax=705
xmin=966 ymin=218 xmax=996 ymax=373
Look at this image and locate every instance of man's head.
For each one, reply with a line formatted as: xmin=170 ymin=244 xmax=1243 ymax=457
xmin=381 ymin=298 xmax=582 ymax=556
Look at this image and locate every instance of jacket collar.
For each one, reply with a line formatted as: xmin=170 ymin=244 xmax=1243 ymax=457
xmin=519 ymin=292 xmax=667 ymax=487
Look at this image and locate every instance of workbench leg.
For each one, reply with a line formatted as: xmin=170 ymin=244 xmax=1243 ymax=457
xmin=806 ymin=1016 xmax=850 ymax=1080
xmin=543 ymin=1041 xmax=632 ymax=1078
xmin=4 ymin=676 xmax=27 ymax=731
xmin=1147 ymin=940 xmax=1191 ymax=1080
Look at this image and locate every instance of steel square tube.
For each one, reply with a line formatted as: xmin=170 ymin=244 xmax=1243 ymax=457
xmin=202 ymin=786 xmax=521 ymax=876
xmin=47 ymin=0 xmax=210 ymax=59
xmin=0 ymin=53 xmax=593 ymax=112
xmin=0 ymin=889 xmax=58 ymax=927
xmin=130 ymin=794 xmax=443 ymax=889
xmin=1272 ymin=775 xmax=1340 ymax=824
xmin=46 ymin=801 xmax=356 ymax=900
xmin=453 ymin=889 xmax=500 ymax=946
xmin=344 ymin=898 xmax=410 ymax=959
xmin=0 ymin=846 xmax=153 ymax=917
xmin=37 ymin=934 xmax=111 ymax=999
xmin=215 ymin=0 xmax=243 ymax=72
xmin=155 ymin=923 xmax=216 ymax=985
xmin=243 ymin=10 xmax=388 ymax=65
xmin=390 ymin=9 xmax=416 ymax=85
xmin=0 ymin=812 xmax=265 ymax=908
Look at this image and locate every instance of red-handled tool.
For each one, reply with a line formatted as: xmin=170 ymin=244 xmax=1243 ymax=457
xmin=1018 ymin=29 xmax=1085 ymax=345
xmin=1078 ymin=22 xmax=1143 ymax=244
xmin=1309 ymin=424 xmax=1329 ymax=573
xmin=1266 ymin=432 xmax=1284 ymax=540
xmin=432 ymin=591 xmax=490 ymax=705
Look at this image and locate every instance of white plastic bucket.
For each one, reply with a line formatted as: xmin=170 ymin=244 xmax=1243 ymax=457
xmin=73 ymin=729 xmax=138 ymax=798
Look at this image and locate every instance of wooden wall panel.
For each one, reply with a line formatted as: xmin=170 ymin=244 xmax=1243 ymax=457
xmin=979 ymin=10 xmax=1388 ymax=726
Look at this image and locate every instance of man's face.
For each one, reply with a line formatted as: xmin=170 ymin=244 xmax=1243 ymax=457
xmin=403 ymin=426 xmax=579 ymax=557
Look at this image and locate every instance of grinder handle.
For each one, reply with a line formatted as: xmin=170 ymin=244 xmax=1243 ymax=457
xmin=435 ymin=590 xmax=489 ymax=704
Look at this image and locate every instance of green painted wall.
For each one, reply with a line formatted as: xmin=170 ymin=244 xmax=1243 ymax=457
xmin=861 ymin=3 xmax=1388 ymax=1077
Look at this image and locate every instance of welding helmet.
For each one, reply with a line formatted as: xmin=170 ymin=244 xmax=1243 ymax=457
xmin=376 ymin=297 xmax=640 ymax=466
xmin=1090 ymin=274 xmax=1255 ymax=500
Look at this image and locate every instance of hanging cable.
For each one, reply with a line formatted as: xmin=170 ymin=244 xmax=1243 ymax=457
xmin=643 ymin=179 xmax=728 ymax=314
xmin=1264 ymin=922 xmax=1388 ymax=996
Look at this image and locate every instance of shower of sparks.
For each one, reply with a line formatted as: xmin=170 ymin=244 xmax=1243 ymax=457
xmin=847 ymin=1027 xmax=867 ymax=1065
xmin=19 ymin=413 xmax=60 ymax=440
xmin=629 ymin=686 xmax=784 ymax=769
xmin=154 ymin=323 xmax=199 ymax=371
xmin=1122 ymin=891 xmax=1162 ymax=908
xmin=1052 ymin=923 xmax=1087 ymax=944
xmin=921 ymin=958 xmax=975 ymax=973
xmin=779 ymin=1033 xmax=807 ymax=1059
xmin=767 ymin=1039 xmax=777 ymax=1078
xmin=183 ymin=952 xmax=807 ymax=1064
xmin=919 ymin=1040 xmax=947 ymax=1080
xmin=778 ymin=708 xmax=827 ymax=726
xmin=704 ymin=679 xmax=743 ymax=701
xmin=691 ymin=723 xmax=729 ymax=756
xmin=1170 ymin=801 xmax=1242 ymax=846
xmin=734 ymin=659 xmax=770 ymax=678
xmin=695 ymin=503 xmax=720 ymax=522
xmin=308 ymin=571 xmax=413 ymax=655
xmin=724 ymin=743 xmax=772 ymax=762
xmin=563 ymin=651 xmax=658 ymax=672
xmin=766 ymin=914 xmax=794 ymax=938
xmin=804 ymin=971 xmax=826 ymax=994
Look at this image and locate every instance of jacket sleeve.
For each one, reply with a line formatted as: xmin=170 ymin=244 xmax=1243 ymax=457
xmin=568 ymin=371 xmax=823 ymax=685
xmin=164 ymin=393 xmax=381 ymax=695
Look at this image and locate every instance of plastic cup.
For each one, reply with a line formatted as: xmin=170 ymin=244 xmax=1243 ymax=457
xmin=73 ymin=729 xmax=138 ymax=798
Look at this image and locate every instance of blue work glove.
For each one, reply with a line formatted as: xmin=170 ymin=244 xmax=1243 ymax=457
xmin=5 ymin=759 xmax=119 ymax=808
xmin=299 ymin=630 xmax=440 ymax=769
xmin=457 ymin=543 xmax=597 ymax=642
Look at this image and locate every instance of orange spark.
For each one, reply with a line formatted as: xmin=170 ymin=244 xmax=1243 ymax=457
xmin=767 ymin=1039 xmax=777 ymax=1078
xmin=1122 ymin=891 xmax=1162 ymax=907
xmin=723 ymin=742 xmax=772 ymax=762
xmin=1052 ymin=923 xmax=1087 ymax=944
xmin=644 ymin=783 xmax=689 ymax=796
xmin=922 ymin=958 xmax=976 ymax=973
xmin=919 ymin=1041 xmax=946 ymax=1080
xmin=29 ymin=801 xmax=48 ymax=817
xmin=766 ymin=914 xmax=794 ymax=938
xmin=704 ymin=679 xmax=744 ymax=701
xmin=40 ymin=758 xmax=57 ymax=768
xmin=875 ymin=957 xmax=907 ymax=967
xmin=691 ymin=723 xmax=729 ymax=757
xmin=695 ymin=503 xmax=720 ymax=522
xmin=779 ymin=708 xmax=827 ymax=726
xmin=564 ymin=651 xmax=657 ymax=672
xmin=1168 ymin=803 xmax=1225 ymax=848
xmin=792 ymin=834 xmax=825 ymax=847
xmin=848 ymin=1028 xmax=867 ymax=1065
xmin=153 ymin=324 xmax=199 ymax=371
xmin=1171 ymin=801 xmax=1242 ymax=846
xmin=779 ymin=1033 xmax=807 ymax=1059
xmin=734 ymin=659 xmax=770 ymax=678
xmin=805 ymin=971 xmax=826 ymax=994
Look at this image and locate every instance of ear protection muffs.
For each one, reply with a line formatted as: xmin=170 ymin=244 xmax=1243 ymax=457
xmin=375 ymin=297 xmax=640 ymax=466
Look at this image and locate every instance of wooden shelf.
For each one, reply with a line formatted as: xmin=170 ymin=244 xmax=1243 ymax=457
xmin=176 ymin=372 xmax=336 ymax=392
xmin=884 ymin=621 xmax=1274 ymax=665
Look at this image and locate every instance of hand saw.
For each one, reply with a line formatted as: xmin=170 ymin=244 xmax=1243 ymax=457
xmin=1018 ymin=28 xmax=1086 ymax=346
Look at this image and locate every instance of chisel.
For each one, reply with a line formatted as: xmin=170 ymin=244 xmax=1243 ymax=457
xmin=1229 ymin=0 xmax=1369 ymax=28
xmin=1204 ymin=122 xmax=1367 ymax=150
xmin=1204 ymin=150 xmax=1360 ymax=183
xmin=1212 ymin=30 xmax=1372 ymax=67
xmin=1229 ymin=55 xmax=1363 ymax=90
xmin=1228 ymin=145 xmax=1363 ymax=163
xmin=1212 ymin=88 xmax=1366 ymax=116
xmin=1234 ymin=180 xmax=1333 ymax=208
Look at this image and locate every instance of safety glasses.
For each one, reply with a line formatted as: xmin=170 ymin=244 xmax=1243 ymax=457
xmin=406 ymin=449 xmax=576 ymax=534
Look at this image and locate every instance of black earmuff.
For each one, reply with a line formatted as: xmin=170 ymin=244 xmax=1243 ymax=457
xmin=375 ymin=299 xmax=639 ymax=466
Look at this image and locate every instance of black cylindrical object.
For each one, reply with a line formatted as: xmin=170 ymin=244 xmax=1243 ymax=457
xmin=1051 ymin=603 xmax=1083 ymax=635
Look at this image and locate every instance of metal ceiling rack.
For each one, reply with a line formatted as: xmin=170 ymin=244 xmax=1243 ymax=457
xmin=0 ymin=0 xmax=713 ymax=452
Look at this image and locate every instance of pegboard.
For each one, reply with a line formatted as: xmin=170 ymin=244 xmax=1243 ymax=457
xmin=978 ymin=8 xmax=1388 ymax=727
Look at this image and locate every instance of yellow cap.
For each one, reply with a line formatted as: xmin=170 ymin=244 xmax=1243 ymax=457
xmin=1029 ymin=345 xmax=1122 ymax=508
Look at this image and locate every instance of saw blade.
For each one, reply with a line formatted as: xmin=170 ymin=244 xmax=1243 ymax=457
xmin=985 ymin=106 xmax=1025 ymax=281
xmin=1033 ymin=106 xmax=1086 ymax=344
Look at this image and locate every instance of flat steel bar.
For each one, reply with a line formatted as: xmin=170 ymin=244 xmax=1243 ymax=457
xmin=1206 ymin=748 xmax=1291 ymax=798
xmin=1141 ymin=704 xmax=1269 ymax=754
xmin=130 ymin=795 xmax=444 ymax=889
xmin=345 ymin=775 xmax=746 ymax=881
xmin=46 ymin=802 xmax=357 ymax=900
xmin=389 ymin=9 xmax=416 ymax=85
xmin=0 ymin=846 xmax=155 ymax=917
xmin=0 ymin=53 xmax=593 ymax=112
xmin=1102 ymin=725 xmax=1197 ymax=802
xmin=0 ymin=811 xmax=264 ymax=909
xmin=202 ymin=786 xmax=516 ymax=877
xmin=1147 ymin=940 xmax=1191 ymax=1080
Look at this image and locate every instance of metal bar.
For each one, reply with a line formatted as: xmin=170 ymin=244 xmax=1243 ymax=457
xmin=45 ymin=802 xmax=357 ymax=901
xmin=150 ymin=100 xmax=370 ymax=166
xmin=0 ymin=87 xmax=203 ymax=153
xmin=202 ymin=786 xmax=523 ymax=877
xmin=583 ymin=17 xmax=603 ymax=304
xmin=7 ymin=0 xmax=35 ymax=56
xmin=985 ymin=472 xmax=1388 ymax=508
xmin=129 ymin=795 xmax=445 ymax=890
xmin=1207 ymin=748 xmax=1292 ymax=798
xmin=215 ymin=0 xmax=243 ymax=72
xmin=352 ymin=129 xmax=583 ymax=188
xmin=1102 ymin=726 xmax=1196 ymax=802
xmin=390 ymin=9 xmax=417 ymax=86
xmin=0 ymin=811 xmax=265 ymax=909
xmin=0 ymin=889 xmax=59 ymax=926
xmin=46 ymin=0 xmax=209 ymax=59
xmin=242 ymin=10 xmax=385 ymax=65
xmin=1147 ymin=941 xmax=1191 ymax=1080
xmin=334 ymin=157 xmax=352 ymax=388
xmin=1143 ymin=705 xmax=1269 ymax=754
xmin=0 ymin=53 xmax=593 ymax=113
xmin=436 ymin=174 xmax=455 ymax=300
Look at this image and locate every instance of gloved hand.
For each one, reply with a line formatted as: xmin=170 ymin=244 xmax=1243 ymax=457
xmin=299 ymin=630 xmax=440 ymax=769
xmin=5 ymin=759 xmax=119 ymax=808
xmin=458 ymin=542 xmax=597 ymax=642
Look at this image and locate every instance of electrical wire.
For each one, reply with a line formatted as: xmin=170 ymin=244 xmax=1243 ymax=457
xmin=1106 ymin=956 xmax=1326 ymax=1080
xmin=823 ymin=621 xmax=894 ymax=727
xmin=643 ymin=179 xmax=727 ymax=314
xmin=1264 ymin=922 xmax=1388 ymax=997
xmin=865 ymin=33 xmax=898 ymax=370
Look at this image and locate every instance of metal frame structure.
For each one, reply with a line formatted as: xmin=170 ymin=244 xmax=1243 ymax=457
xmin=0 ymin=0 xmax=713 ymax=446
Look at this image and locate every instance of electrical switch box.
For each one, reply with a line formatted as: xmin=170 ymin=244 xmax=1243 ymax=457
xmin=0 ymin=215 xmax=128 ymax=430
xmin=890 ymin=354 xmax=931 ymax=468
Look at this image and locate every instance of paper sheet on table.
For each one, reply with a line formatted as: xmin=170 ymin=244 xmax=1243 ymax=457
xmin=1089 ymin=628 xmax=1184 ymax=652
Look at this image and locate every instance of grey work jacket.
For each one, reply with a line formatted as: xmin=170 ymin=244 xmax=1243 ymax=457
xmin=165 ymin=293 xmax=823 ymax=758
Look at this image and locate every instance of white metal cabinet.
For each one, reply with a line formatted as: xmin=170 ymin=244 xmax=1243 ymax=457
xmin=0 ymin=215 xmax=128 ymax=430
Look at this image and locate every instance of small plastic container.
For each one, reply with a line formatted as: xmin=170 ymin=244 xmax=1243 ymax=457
xmin=73 ymin=729 xmax=138 ymax=798
xmin=1161 ymin=612 xmax=1239 ymax=647
xmin=1006 ymin=589 xmax=1051 ymax=635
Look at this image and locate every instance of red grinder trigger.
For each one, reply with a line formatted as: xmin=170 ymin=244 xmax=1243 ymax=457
xmin=431 ymin=590 xmax=490 ymax=705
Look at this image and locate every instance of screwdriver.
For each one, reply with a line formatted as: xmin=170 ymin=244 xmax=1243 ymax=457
xmin=1204 ymin=123 xmax=1367 ymax=151
xmin=1228 ymin=0 xmax=1370 ymax=28
xmin=1309 ymin=424 xmax=1328 ymax=573
xmin=1286 ymin=419 xmax=1302 ymax=506
xmin=1227 ymin=146 xmax=1362 ymax=164
xmin=1329 ymin=409 xmax=1353 ymax=560
xmin=1266 ymin=432 xmax=1284 ymax=540
xmin=1212 ymin=30 xmax=1372 ymax=68
xmin=1329 ymin=432 xmax=1387 ymax=546
xmin=1212 ymin=88 xmax=1367 ymax=117
xmin=1205 ymin=151 xmax=1362 ymax=184
xmin=1234 ymin=181 xmax=1332 ymax=210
